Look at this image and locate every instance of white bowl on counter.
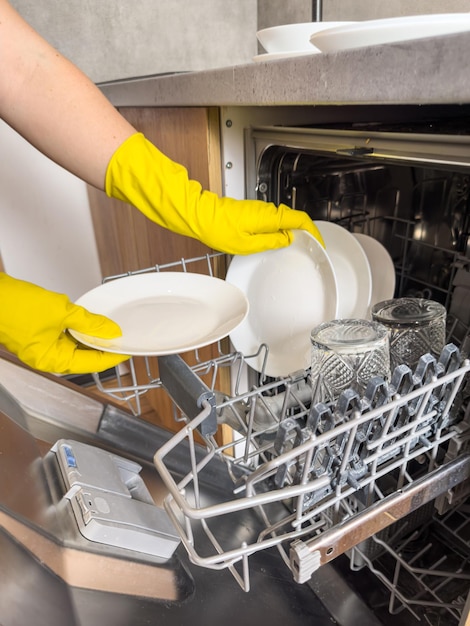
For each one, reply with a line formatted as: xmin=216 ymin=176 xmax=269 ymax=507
xmin=256 ymin=21 xmax=355 ymax=54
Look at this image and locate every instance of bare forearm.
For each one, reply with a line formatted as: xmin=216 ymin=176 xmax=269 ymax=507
xmin=0 ymin=0 xmax=135 ymax=189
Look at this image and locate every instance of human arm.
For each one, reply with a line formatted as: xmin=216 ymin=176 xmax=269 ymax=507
xmin=0 ymin=0 xmax=323 ymax=253
xmin=0 ymin=0 xmax=135 ymax=189
xmin=0 ymin=1 xmax=324 ymax=375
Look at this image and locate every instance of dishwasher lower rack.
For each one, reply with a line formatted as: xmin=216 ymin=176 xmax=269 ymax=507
xmin=348 ymin=497 xmax=470 ymax=625
xmin=146 ymin=344 xmax=470 ymax=594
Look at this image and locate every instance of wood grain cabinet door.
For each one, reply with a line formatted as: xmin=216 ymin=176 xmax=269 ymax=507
xmin=88 ymin=106 xmax=223 ymax=276
xmin=87 ymin=107 xmax=231 ymax=433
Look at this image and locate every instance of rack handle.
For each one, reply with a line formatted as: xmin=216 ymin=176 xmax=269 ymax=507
xmin=290 ymin=452 xmax=470 ymax=583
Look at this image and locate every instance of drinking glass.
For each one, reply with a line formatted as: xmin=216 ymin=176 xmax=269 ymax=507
xmin=310 ymin=319 xmax=391 ymax=404
xmin=371 ymin=297 xmax=446 ymax=371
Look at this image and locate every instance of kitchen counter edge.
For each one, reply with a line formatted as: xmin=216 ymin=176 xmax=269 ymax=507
xmin=99 ymin=31 xmax=470 ymax=108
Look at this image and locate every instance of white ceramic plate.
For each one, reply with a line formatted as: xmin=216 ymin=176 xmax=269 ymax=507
xmin=226 ymin=230 xmax=338 ymax=378
xmin=70 ymin=272 xmax=249 ymax=356
xmin=253 ymin=50 xmax=320 ymax=62
xmin=310 ymin=14 xmax=470 ymax=53
xmin=257 ymin=21 xmax=354 ymax=53
xmin=317 ymin=221 xmax=372 ymax=319
xmin=352 ymin=233 xmax=396 ymax=314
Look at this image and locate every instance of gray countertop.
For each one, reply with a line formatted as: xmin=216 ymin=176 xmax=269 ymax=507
xmin=99 ymin=31 xmax=470 ymax=108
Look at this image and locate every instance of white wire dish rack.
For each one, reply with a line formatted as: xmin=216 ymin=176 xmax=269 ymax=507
xmin=349 ymin=499 xmax=470 ymax=625
xmin=92 ymin=253 xmax=470 ymax=620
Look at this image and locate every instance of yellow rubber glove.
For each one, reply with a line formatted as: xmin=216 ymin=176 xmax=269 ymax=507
xmin=0 ymin=273 xmax=128 ymax=374
xmin=106 ymin=132 xmax=324 ymax=254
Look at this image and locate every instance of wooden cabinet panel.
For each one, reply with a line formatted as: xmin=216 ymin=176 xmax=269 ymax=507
xmin=87 ymin=107 xmax=230 ymax=433
xmin=88 ymin=106 xmax=222 ymax=277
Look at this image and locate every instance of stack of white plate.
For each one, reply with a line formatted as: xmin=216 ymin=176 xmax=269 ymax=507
xmin=70 ymin=224 xmax=395 ymax=379
xmin=254 ymin=21 xmax=354 ymax=62
xmin=255 ymin=15 xmax=470 ymax=61
xmin=226 ymin=225 xmax=395 ymax=378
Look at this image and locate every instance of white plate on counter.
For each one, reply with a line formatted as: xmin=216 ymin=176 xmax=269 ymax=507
xmin=316 ymin=221 xmax=372 ymax=319
xmin=70 ymin=272 xmax=249 ymax=356
xmin=352 ymin=233 xmax=396 ymax=313
xmin=310 ymin=14 xmax=470 ymax=53
xmin=226 ymin=230 xmax=338 ymax=378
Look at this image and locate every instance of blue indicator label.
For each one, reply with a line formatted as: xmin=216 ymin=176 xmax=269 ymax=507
xmin=63 ymin=444 xmax=77 ymax=468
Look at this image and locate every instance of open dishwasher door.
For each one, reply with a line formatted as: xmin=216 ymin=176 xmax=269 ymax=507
xmin=0 ymin=356 xmax=349 ymax=626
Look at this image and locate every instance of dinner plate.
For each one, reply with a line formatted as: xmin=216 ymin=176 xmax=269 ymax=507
xmin=352 ymin=233 xmax=396 ymax=314
xmin=317 ymin=221 xmax=372 ymax=319
xmin=225 ymin=230 xmax=338 ymax=378
xmin=70 ymin=272 xmax=249 ymax=356
xmin=310 ymin=14 xmax=470 ymax=53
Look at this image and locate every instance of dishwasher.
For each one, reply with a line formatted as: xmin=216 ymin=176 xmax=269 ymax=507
xmin=1 ymin=113 xmax=470 ymax=626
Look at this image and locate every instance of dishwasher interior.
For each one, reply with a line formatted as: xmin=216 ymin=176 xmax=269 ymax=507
xmin=250 ymin=121 xmax=470 ymax=625
xmin=81 ymin=118 xmax=470 ymax=626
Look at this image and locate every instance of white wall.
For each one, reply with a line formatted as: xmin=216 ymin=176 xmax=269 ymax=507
xmin=0 ymin=121 xmax=102 ymax=300
xmin=258 ymin=0 xmax=312 ymax=29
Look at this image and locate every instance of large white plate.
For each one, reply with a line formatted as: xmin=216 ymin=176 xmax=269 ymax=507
xmin=70 ymin=272 xmax=249 ymax=356
xmin=352 ymin=233 xmax=396 ymax=314
xmin=225 ymin=230 xmax=338 ymax=378
xmin=310 ymin=14 xmax=470 ymax=53
xmin=317 ymin=221 xmax=372 ymax=319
